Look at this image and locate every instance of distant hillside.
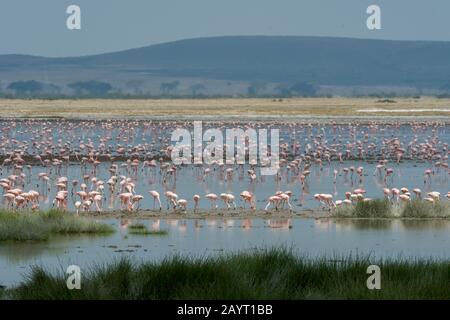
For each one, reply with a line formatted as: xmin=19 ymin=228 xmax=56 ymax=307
xmin=1 ymin=36 xmax=450 ymax=97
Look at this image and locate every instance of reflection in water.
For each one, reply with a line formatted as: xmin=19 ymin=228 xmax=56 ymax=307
xmin=334 ymin=219 xmax=394 ymax=230
xmin=314 ymin=218 xmax=332 ymax=230
xmin=178 ymin=220 xmax=187 ymax=233
xmin=0 ymin=242 xmax=64 ymax=263
xmin=206 ymin=219 xmax=217 ymax=227
xmin=0 ymin=218 xmax=450 ymax=287
xmin=242 ymin=219 xmax=252 ymax=230
xmin=400 ymin=219 xmax=450 ymax=230
xmin=333 ymin=218 xmax=450 ymax=231
xmin=120 ymin=219 xmax=130 ymax=229
xmin=0 ymin=234 xmax=102 ymax=263
xmin=152 ymin=219 xmax=160 ymax=230
xmin=266 ymin=219 xmax=291 ymax=229
xmin=224 ymin=219 xmax=234 ymax=227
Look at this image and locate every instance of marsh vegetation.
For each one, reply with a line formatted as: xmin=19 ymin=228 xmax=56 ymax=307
xmin=2 ymin=248 xmax=449 ymax=299
xmin=334 ymin=199 xmax=450 ymax=219
xmin=0 ymin=209 xmax=114 ymax=241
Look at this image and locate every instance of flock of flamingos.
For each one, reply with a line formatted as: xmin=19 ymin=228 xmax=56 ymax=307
xmin=0 ymin=119 xmax=449 ymax=214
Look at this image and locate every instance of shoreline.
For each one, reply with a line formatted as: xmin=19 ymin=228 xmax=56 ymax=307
xmin=1 ymin=115 xmax=450 ymax=124
xmin=0 ymin=97 xmax=449 ymax=122
xmin=79 ymin=209 xmax=450 ymax=220
xmin=81 ymin=209 xmax=324 ymax=220
xmin=4 ymin=248 xmax=450 ymax=299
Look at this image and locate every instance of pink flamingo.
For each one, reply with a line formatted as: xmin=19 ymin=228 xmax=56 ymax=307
xmin=148 ymin=190 xmax=162 ymax=210
xmin=205 ymin=193 xmax=218 ymax=209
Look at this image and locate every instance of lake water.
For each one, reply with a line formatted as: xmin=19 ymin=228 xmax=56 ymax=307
xmin=1 ymin=120 xmax=449 ymax=212
xmin=0 ymin=120 xmax=449 ymax=288
xmin=1 ymin=159 xmax=448 ymax=211
xmin=1 ymin=217 xmax=450 ymax=287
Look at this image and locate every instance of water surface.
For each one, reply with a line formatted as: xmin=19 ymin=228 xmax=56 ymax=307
xmin=1 ymin=217 xmax=449 ymax=287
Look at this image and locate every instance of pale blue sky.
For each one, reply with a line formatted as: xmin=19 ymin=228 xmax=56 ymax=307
xmin=0 ymin=0 xmax=449 ymax=57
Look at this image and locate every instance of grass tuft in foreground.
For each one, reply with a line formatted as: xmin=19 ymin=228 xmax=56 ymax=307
xmin=3 ymin=248 xmax=450 ymax=299
xmin=0 ymin=209 xmax=114 ymax=241
xmin=128 ymin=223 xmax=168 ymax=235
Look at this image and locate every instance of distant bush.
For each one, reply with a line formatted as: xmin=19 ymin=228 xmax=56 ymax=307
xmin=68 ymin=80 xmax=113 ymax=96
xmin=189 ymin=83 xmax=206 ymax=96
xmin=376 ymin=99 xmax=397 ymax=103
xmin=247 ymin=81 xmax=267 ymax=96
xmin=273 ymin=82 xmax=317 ymax=97
xmin=289 ymin=82 xmax=317 ymax=97
xmin=7 ymin=80 xmax=44 ymax=94
xmin=439 ymin=83 xmax=450 ymax=92
xmin=160 ymin=81 xmax=180 ymax=94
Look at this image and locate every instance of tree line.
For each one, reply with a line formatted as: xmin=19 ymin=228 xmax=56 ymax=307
xmin=2 ymin=79 xmax=450 ymax=99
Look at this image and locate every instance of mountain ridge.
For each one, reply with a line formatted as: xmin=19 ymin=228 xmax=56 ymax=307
xmin=1 ymin=36 xmax=450 ymax=96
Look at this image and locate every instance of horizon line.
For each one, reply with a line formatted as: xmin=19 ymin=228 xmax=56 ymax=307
xmin=2 ymin=34 xmax=450 ymax=59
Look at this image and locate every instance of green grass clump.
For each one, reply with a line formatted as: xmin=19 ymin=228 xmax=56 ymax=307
xmin=128 ymin=223 xmax=168 ymax=235
xmin=3 ymin=248 xmax=450 ymax=300
xmin=335 ymin=199 xmax=391 ymax=218
xmin=333 ymin=199 xmax=450 ymax=218
xmin=401 ymin=200 xmax=449 ymax=218
xmin=0 ymin=209 xmax=114 ymax=241
xmin=353 ymin=199 xmax=391 ymax=218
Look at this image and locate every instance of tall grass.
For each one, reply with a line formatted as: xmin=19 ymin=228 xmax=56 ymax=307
xmin=401 ymin=200 xmax=449 ymax=218
xmin=335 ymin=199 xmax=391 ymax=218
xmin=354 ymin=199 xmax=391 ymax=218
xmin=3 ymin=248 xmax=450 ymax=299
xmin=335 ymin=199 xmax=450 ymax=218
xmin=0 ymin=209 xmax=114 ymax=241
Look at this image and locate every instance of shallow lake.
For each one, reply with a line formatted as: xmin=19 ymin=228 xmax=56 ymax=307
xmin=1 ymin=120 xmax=449 ymax=212
xmin=1 ymin=217 xmax=450 ymax=287
xmin=1 ymin=159 xmax=448 ymax=211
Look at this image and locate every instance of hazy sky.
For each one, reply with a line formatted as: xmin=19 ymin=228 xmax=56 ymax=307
xmin=1 ymin=0 xmax=449 ymax=57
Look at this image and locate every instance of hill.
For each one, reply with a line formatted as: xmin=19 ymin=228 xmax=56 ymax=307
xmin=1 ymin=36 xmax=450 ymax=96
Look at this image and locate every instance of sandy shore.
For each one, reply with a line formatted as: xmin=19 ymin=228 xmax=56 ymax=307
xmin=80 ymin=208 xmax=330 ymax=220
xmin=78 ymin=209 xmax=449 ymax=220
xmin=0 ymin=97 xmax=449 ymax=122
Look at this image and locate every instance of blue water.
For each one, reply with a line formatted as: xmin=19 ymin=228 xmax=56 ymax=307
xmin=0 ymin=217 xmax=449 ymax=287
xmin=0 ymin=120 xmax=449 ymax=211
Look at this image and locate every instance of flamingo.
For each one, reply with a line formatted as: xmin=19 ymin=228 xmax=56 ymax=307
xmin=149 ymin=190 xmax=162 ymax=210
xmin=205 ymin=193 xmax=218 ymax=209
